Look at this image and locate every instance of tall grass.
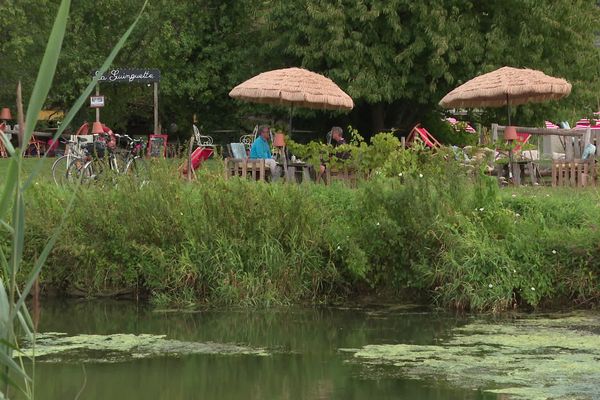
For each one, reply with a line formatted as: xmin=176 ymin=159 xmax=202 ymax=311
xmin=0 ymin=1 xmax=146 ymax=398
xmin=15 ymin=157 xmax=600 ymax=312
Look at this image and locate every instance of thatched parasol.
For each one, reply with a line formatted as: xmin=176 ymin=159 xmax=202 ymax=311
xmin=229 ymin=67 xmax=353 ymax=134
xmin=439 ymin=66 xmax=571 ymax=124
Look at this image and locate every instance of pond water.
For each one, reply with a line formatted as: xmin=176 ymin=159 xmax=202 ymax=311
xmin=18 ymin=300 xmax=600 ymax=400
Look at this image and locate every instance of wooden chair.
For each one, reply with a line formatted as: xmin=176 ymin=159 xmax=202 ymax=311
xmin=325 ymin=167 xmax=358 ymax=187
xmin=224 ymin=143 xmax=268 ymax=181
xmin=26 ymin=136 xmax=45 ymax=157
xmin=0 ymin=133 xmax=10 ymax=158
xmin=406 ymin=124 xmax=441 ymax=148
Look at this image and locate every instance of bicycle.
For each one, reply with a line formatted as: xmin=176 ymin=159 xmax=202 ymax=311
xmin=66 ymin=134 xmax=148 ymax=186
xmin=51 ymin=136 xmax=90 ymax=186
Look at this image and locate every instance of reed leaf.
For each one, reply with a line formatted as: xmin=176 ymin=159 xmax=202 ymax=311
xmin=22 ymin=0 xmax=71 ymax=151
xmin=0 ymin=350 xmax=30 ymax=384
xmin=0 ymin=158 xmax=17 ymax=220
xmin=9 ymin=192 xmax=24 ymax=284
xmin=0 ymin=135 xmax=14 ymax=158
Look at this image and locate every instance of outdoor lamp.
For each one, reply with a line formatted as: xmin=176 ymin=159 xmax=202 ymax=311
xmin=92 ymin=121 xmax=104 ymax=134
xmin=504 ymin=126 xmax=518 ymax=141
xmin=0 ymin=107 xmax=12 ymax=121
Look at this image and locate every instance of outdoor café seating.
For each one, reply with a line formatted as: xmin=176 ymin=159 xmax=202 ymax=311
xmin=224 ymin=142 xmax=268 ymax=181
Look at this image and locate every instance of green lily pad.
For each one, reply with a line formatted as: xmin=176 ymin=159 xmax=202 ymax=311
xmin=21 ymin=332 xmax=269 ymax=362
xmin=344 ymin=313 xmax=600 ymax=399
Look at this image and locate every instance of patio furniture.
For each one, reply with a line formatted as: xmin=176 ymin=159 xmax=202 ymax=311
xmin=224 ymin=142 xmax=267 ymax=181
xmin=552 ymin=160 xmax=596 ymax=187
xmin=406 ymin=124 xmax=441 ymax=148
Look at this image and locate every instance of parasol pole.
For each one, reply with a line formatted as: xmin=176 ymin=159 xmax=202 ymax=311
xmin=506 ymin=93 xmax=511 ymax=126
xmin=288 ymin=103 xmax=294 ymax=138
xmin=506 ymin=93 xmax=514 ymax=181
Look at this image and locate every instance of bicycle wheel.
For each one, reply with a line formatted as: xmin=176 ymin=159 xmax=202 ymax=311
xmin=52 ymin=155 xmax=80 ymax=186
xmin=67 ymin=158 xmax=95 ymax=185
xmin=124 ymin=156 xmax=150 ymax=187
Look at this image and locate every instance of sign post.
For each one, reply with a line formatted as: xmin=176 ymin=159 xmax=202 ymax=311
xmin=91 ymin=68 xmax=161 ymax=132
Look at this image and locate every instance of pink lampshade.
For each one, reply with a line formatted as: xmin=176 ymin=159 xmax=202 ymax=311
xmin=504 ymin=126 xmax=518 ymax=141
xmin=0 ymin=107 xmax=12 ymax=120
xmin=92 ymin=121 xmax=104 ymax=134
xmin=273 ymin=133 xmax=286 ymax=147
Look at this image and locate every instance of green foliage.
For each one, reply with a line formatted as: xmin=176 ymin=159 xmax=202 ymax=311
xmin=6 ymin=158 xmax=599 ymax=313
xmin=3 ymin=1 xmax=599 ymax=136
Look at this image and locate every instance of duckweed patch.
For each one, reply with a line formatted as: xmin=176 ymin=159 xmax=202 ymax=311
xmin=344 ymin=313 xmax=600 ymax=399
xmin=22 ymin=333 xmax=269 ymax=362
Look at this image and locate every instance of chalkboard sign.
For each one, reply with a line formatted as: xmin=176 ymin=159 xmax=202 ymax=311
xmin=147 ymin=134 xmax=168 ymax=158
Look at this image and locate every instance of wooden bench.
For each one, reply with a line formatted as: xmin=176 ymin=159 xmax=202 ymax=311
xmin=552 ymin=160 xmax=596 ymax=187
xmin=224 ymin=158 xmax=268 ymax=181
xmin=325 ymin=167 xmax=358 ymax=187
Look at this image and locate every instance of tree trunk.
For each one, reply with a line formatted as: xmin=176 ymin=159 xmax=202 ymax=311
xmin=370 ymin=103 xmax=386 ymax=134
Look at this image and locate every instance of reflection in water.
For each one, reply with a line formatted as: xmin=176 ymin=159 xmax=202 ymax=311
xmin=23 ymin=300 xmax=496 ymax=400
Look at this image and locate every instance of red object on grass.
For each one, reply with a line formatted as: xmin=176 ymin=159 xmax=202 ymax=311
xmin=181 ymin=147 xmax=214 ymax=174
xmin=406 ymin=124 xmax=441 ymax=148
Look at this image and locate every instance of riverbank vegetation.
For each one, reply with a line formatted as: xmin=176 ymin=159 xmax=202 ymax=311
xmin=6 ymin=156 xmax=598 ymax=312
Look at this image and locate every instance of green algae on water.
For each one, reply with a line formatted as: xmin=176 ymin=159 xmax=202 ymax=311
xmin=21 ymin=333 xmax=269 ymax=362
xmin=343 ymin=313 xmax=600 ymax=400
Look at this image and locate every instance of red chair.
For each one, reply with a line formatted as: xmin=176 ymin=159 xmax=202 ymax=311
xmin=406 ymin=124 xmax=441 ymax=148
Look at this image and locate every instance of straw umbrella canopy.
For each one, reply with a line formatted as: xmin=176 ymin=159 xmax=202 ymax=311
xmin=439 ymin=66 xmax=572 ymax=124
xmin=229 ymin=67 xmax=354 ymax=134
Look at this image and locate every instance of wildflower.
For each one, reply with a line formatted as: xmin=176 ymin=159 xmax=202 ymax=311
xmin=35 ymin=182 xmax=39 ymax=185
xmin=376 ymin=222 xmax=380 ymax=226
xmin=488 ymin=284 xmax=493 ymax=288
xmin=511 ymin=194 xmax=517 ymax=198
xmin=546 ymin=194 xmax=550 ymax=197
xmin=513 ymin=269 xmax=517 ymax=273
xmin=552 ymin=250 xmax=557 ymax=255
xmin=336 ymin=246 xmax=341 ymax=251
xmin=515 ymin=213 xmax=520 ymax=217
xmin=419 ymin=173 xmax=423 ymax=178
xmin=180 ymin=212 xmax=184 ymax=216
xmin=398 ymin=172 xmax=403 ymax=177
xmin=479 ymin=207 xmax=485 ymax=212
xmin=531 ymin=287 xmax=536 ymax=291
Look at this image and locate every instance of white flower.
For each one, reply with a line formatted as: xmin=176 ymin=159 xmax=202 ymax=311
xmin=35 ymin=182 xmax=39 ymax=185
xmin=531 ymin=287 xmax=536 ymax=291
xmin=546 ymin=194 xmax=550 ymax=197
xmin=488 ymin=283 xmax=493 ymax=288
xmin=398 ymin=172 xmax=403 ymax=177
xmin=479 ymin=207 xmax=485 ymax=212
xmin=336 ymin=246 xmax=341 ymax=251
xmin=552 ymin=250 xmax=557 ymax=255
xmin=419 ymin=173 xmax=423 ymax=178
xmin=376 ymin=222 xmax=380 ymax=226
xmin=515 ymin=213 xmax=520 ymax=217
xmin=180 ymin=212 xmax=184 ymax=216
xmin=513 ymin=269 xmax=517 ymax=273
xmin=511 ymin=194 xmax=517 ymax=198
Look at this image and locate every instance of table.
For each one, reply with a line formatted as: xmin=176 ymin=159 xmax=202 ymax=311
xmin=280 ymin=161 xmax=312 ymax=183
xmin=500 ymin=160 xmax=539 ymax=185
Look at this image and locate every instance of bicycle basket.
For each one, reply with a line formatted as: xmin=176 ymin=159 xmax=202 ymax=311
xmin=82 ymin=141 xmax=106 ymax=158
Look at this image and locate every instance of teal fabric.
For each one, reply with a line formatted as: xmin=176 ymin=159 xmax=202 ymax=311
xmin=249 ymin=136 xmax=272 ymax=159
xmin=230 ymin=143 xmax=247 ymax=159
xmin=582 ymin=143 xmax=596 ymax=160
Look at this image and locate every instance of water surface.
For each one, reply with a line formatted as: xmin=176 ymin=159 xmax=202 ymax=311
xmin=22 ymin=300 xmax=508 ymax=399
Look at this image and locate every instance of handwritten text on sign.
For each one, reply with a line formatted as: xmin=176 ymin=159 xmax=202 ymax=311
xmin=93 ymin=69 xmax=161 ymax=84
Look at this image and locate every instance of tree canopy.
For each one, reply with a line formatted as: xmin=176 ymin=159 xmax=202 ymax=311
xmin=1 ymin=0 xmax=599 ymax=139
